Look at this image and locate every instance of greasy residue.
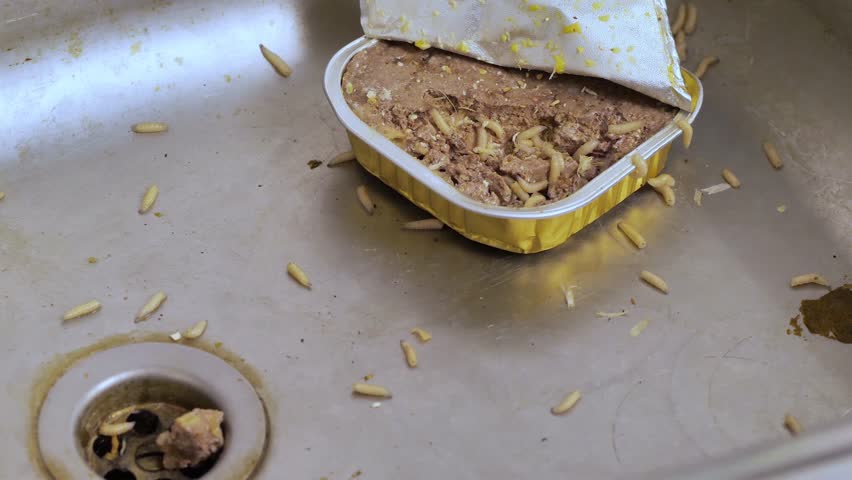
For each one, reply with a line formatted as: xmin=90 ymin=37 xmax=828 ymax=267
xmin=130 ymin=41 xmax=142 ymax=54
xmin=67 ymin=32 xmax=83 ymax=58
xmin=800 ymin=285 xmax=852 ymax=343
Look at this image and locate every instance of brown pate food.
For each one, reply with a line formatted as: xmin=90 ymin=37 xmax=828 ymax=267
xmin=341 ymin=40 xmax=677 ymax=207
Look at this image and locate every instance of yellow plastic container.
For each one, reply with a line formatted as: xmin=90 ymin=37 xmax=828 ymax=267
xmin=325 ymin=38 xmax=703 ymax=253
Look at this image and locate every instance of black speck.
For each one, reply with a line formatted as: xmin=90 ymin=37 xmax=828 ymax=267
xmin=127 ymin=409 xmax=159 ymax=435
xmin=258 ymin=184 xmax=262 ymax=188
xmin=104 ymin=469 xmax=136 ymax=480
xmin=164 ymin=153 xmax=168 ymax=157
xmin=300 ymin=338 xmax=304 ymax=343
xmin=541 ymin=437 xmax=548 ymax=442
xmin=92 ymin=435 xmax=114 ymax=457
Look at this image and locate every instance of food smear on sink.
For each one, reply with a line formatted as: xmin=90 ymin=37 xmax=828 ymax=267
xmin=799 ymin=285 xmax=852 ymax=343
xmin=341 ymin=41 xmax=677 ymax=207
xmin=156 ymin=408 xmax=225 ymax=470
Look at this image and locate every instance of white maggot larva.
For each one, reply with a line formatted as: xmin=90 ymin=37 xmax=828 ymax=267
xmin=352 ymin=382 xmax=392 ymax=398
xmin=183 ymin=320 xmax=208 ymax=339
xmin=356 ymin=185 xmax=374 ymax=215
xmin=762 ymin=141 xmax=784 ymax=169
xmin=790 ymin=273 xmax=829 ymax=288
xmin=403 ymin=219 xmax=444 ymax=230
xmin=629 ymin=154 xmax=647 ymax=179
xmin=287 ymin=262 xmax=312 ymax=289
xmin=139 ymin=185 xmax=159 ymax=214
xmin=259 ymin=44 xmax=293 ymax=77
xmin=430 ymin=109 xmax=452 ymax=135
xmin=671 ymin=3 xmax=686 ymax=35
xmin=617 ymin=221 xmax=647 ymax=249
xmin=607 ymin=120 xmax=644 ymax=135
xmin=524 ymin=193 xmax=545 ymax=208
xmin=573 ymin=139 xmax=599 ymax=159
xmin=99 ymin=421 xmax=135 ymax=436
xmin=400 ymin=340 xmax=418 ymax=368
xmin=684 ymin=3 xmax=698 ymax=35
xmin=551 ymin=390 xmax=581 ymax=415
xmin=694 ymin=56 xmax=719 ymax=79
xmin=640 ymin=270 xmax=669 ymax=294
xmin=62 ymin=300 xmax=102 ymax=322
xmin=510 ymin=181 xmax=530 ymax=202
xmin=721 ymin=168 xmax=741 ymax=188
xmin=516 ymin=125 xmax=547 ymax=143
xmin=674 ymin=118 xmax=693 ymax=148
xmin=327 ymin=150 xmax=356 ymax=167
xmin=131 ymin=122 xmax=168 ymax=134
xmin=411 ymin=327 xmax=432 ymax=342
xmin=136 ymin=291 xmax=167 ymax=323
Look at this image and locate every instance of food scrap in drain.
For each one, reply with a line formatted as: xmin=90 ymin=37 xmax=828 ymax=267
xmin=799 ymin=285 xmax=852 ymax=343
xmin=156 ymin=408 xmax=225 ymax=470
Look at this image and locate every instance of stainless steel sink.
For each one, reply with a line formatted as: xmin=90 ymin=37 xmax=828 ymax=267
xmin=1 ymin=0 xmax=850 ymax=478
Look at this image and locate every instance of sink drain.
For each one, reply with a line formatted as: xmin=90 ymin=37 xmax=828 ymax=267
xmin=37 ymin=343 xmax=267 ymax=479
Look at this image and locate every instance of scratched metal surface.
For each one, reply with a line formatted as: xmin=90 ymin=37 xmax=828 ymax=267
xmin=1 ymin=0 xmax=851 ymax=479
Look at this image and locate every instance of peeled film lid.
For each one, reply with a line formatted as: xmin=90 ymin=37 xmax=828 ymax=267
xmin=360 ymin=0 xmax=692 ymax=111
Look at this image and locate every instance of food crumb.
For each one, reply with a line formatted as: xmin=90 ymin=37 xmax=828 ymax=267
xmin=777 ymin=204 xmax=787 ymax=213
xmin=307 ymin=159 xmax=323 ymax=169
xmin=87 ymin=256 xmax=98 ymax=264
xmin=784 ymin=413 xmax=802 ymax=435
xmin=787 ymin=315 xmax=803 ymax=337
xmin=154 ymin=212 xmax=164 ymax=217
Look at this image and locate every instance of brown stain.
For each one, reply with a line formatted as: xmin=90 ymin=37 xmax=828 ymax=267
xmin=28 ymin=332 xmax=271 ymax=479
xmin=800 ymin=284 xmax=852 ymax=343
xmin=787 ymin=315 xmax=803 ymax=336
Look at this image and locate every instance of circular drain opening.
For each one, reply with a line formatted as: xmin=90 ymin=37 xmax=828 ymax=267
xmin=38 ymin=343 xmax=267 ymax=480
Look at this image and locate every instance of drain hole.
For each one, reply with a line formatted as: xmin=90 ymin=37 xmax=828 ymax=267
xmin=126 ymin=410 xmax=160 ymax=435
xmin=38 ymin=344 xmax=267 ymax=480
xmin=135 ymin=441 xmax=165 ymax=472
xmin=92 ymin=434 xmax=125 ymax=460
xmin=104 ymin=469 xmax=136 ymax=480
xmin=179 ymin=449 xmax=222 ymax=479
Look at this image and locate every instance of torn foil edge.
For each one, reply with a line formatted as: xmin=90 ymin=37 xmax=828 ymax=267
xmin=360 ymin=0 xmax=692 ymax=111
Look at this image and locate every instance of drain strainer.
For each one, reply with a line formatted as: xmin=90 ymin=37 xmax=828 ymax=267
xmin=37 ymin=343 xmax=267 ymax=479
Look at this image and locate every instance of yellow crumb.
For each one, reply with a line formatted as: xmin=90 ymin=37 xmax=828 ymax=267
xmin=585 ymin=59 xmax=596 ymax=67
xmin=562 ymin=22 xmax=582 ymax=34
xmin=414 ymin=39 xmax=431 ymax=50
xmin=552 ymin=54 xmax=566 ymax=73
